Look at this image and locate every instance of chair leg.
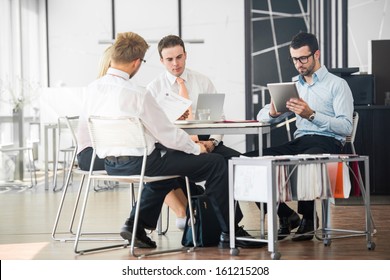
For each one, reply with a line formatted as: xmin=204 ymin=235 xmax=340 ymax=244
xmin=259 ymin=202 xmax=266 ymax=239
xmin=74 ymin=175 xmax=127 ymax=254
xmin=52 ymin=144 xmax=61 ymax=191
xmin=52 ymin=164 xmax=80 ymax=240
xmin=130 ymin=176 xmax=196 ymax=258
xmin=26 ymin=148 xmax=36 ymax=188
xmin=157 ymin=205 xmax=170 ymax=235
xmin=30 ymin=148 xmax=37 ymax=187
xmin=157 ymin=213 xmax=163 ymax=235
xmin=315 ymin=161 xmax=376 ymax=242
xmin=351 ymin=143 xmax=376 ymax=232
xmin=185 ymin=176 xmax=197 ymax=248
xmin=68 ymin=174 xmax=86 ymax=235
xmin=352 ymin=163 xmax=377 ymax=233
xmin=54 ymin=151 xmax=71 ymax=192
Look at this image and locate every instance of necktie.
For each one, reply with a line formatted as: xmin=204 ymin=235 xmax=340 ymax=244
xmin=176 ymin=77 xmax=198 ymax=141
xmin=176 ymin=77 xmax=193 ymax=120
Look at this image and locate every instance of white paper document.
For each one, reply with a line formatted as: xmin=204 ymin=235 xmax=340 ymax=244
xmin=234 ymin=165 xmax=268 ymax=202
xmin=156 ymin=92 xmax=192 ymax=122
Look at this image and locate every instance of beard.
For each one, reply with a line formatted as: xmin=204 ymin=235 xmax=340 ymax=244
xmin=298 ymin=60 xmax=315 ymax=77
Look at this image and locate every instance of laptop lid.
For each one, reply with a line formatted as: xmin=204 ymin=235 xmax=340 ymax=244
xmin=195 ymin=93 xmax=225 ymax=121
xmin=267 ymin=82 xmax=299 ymax=113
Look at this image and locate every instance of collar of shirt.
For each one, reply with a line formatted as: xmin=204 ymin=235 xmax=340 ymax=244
xmin=166 ymin=69 xmax=189 ymax=86
xmin=106 ymin=67 xmax=130 ymax=80
xmin=298 ymin=65 xmax=328 ymax=86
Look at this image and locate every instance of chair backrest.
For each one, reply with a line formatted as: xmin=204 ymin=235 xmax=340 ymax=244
xmin=87 ymin=116 xmax=147 ymax=158
xmin=346 ymin=111 xmax=359 ymax=144
xmin=63 ymin=116 xmax=80 ymax=147
xmin=57 ymin=116 xmax=79 ymax=150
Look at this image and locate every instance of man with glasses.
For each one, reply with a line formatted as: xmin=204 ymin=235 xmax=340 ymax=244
xmin=247 ymin=32 xmax=354 ymax=241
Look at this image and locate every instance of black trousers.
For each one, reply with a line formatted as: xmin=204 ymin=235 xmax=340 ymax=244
xmin=245 ymin=135 xmax=343 ymax=219
xmin=77 ymin=147 xmax=105 ymax=171
xmin=105 ymin=143 xmax=241 ymax=233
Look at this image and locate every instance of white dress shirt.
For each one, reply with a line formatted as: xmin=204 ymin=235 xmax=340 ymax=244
xmin=147 ymin=68 xmax=223 ymax=142
xmin=77 ymin=67 xmax=200 ymax=157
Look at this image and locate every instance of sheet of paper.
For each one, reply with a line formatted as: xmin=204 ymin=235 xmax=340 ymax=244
xmin=156 ymin=92 xmax=192 ymax=122
xmin=234 ymin=165 xmax=268 ymax=202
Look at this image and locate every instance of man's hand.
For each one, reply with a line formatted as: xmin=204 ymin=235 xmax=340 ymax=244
xmin=197 ymin=142 xmax=208 ymax=154
xmin=178 ymin=109 xmax=190 ymax=120
xmin=269 ymin=100 xmax=283 ymax=118
xmin=198 ymin=140 xmax=215 ymax=153
xmin=286 ymin=98 xmax=313 ymax=119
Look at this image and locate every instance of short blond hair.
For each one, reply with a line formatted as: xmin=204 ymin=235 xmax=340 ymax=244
xmin=111 ymin=32 xmax=149 ymax=64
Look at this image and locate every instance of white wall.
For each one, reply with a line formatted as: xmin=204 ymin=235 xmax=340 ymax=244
xmin=47 ymin=0 xmax=247 ymax=151
xmin=47 ymin=0 xmax=112 ymax=86
xmin=46 ymin=0 xmax=390 ymax=152
xmin=348 ymin=0 xmax=390 ymax=72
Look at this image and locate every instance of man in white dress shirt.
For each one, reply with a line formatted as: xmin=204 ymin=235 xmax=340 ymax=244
xmin=147 ymin=36 xmax=253 ymax=246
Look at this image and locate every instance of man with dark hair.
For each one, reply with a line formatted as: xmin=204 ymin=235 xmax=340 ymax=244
xmin=147 ymin=35 xmax=259 ymax=249
xmin=248 ymin=32 xmax=354 ymax=241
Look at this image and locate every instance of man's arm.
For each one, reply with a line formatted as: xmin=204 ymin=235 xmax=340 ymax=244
xmin=257 ymin=101 xmax=292 ymax=123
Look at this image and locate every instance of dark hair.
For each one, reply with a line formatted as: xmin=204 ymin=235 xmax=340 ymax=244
xmin=157 ymin=35 xmax=186 ymax=58
xmin=290 ymin=32 xmax=319 ymax=53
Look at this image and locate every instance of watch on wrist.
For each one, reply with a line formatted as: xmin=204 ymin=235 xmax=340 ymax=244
xmin=308 ymin=111 xmax=316 ymax=121
xmin=209 ymin=138 xmax=219 ymax=147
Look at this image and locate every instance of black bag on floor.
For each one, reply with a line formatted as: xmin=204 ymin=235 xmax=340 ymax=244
xmin=181 ymin=194 xmax=221 ymax=247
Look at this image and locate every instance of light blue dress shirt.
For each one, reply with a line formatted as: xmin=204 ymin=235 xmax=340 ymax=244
xmin=257 ymin=65 xmax=354 ymax=144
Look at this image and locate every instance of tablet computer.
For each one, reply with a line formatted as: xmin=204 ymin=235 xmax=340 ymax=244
xmin=267 ymin=82 xmax=300 ymax=113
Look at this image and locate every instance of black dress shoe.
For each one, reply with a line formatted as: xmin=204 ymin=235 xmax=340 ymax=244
xmin=218 ymin=226 xmax=267 ymax=249
xmin=120 ymin=219 xmax=157 ymax=248
xmin=291 ymin=216 xmax=319 ymax=242
xmin=278 ymin=212 xmax=301 ymax=240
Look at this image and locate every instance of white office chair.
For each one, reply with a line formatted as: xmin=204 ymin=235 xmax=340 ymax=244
xmin=52 ymin=116 xmax=117 ymax=241
xmin=51 ymin=116 xmax=171 ymax=242
xmin=0 ymin=117 xmax=38 ymax=188
xmin=73 ymin=116 xmax=196 ymax=257
xmin=0 ymin=145 xmax=37 ymax=188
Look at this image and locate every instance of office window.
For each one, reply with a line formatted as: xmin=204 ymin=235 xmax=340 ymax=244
xmin=0 ymin=0 xmax=44 ymax=145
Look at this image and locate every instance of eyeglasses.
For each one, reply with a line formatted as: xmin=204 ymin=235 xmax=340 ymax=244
xmin=140 ymin=58 xmax=146 ymax=63
xmin=289 ymin=53 xmax=314 ymax=64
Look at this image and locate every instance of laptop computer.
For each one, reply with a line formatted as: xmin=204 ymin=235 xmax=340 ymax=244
xmin=175 ymin=93 xmax=225 ymax=124
xmin=267 ymin=82 xmax=300 ymax=113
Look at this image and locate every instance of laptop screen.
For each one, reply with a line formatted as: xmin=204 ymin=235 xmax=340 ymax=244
xmin=195 ymin=93 xmax=225 ymax=121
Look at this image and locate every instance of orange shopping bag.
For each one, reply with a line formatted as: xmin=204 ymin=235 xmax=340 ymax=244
xmin=327 ymin=162 xmax=351 ymax=198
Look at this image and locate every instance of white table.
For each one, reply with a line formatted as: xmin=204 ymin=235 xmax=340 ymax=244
xmin=42 ymin=121 xmax=271 ymax=190
xmin=228 ymin=155 xmax=374 ymax=259
xmin=176 ymin=121 xmax=271 ymax=156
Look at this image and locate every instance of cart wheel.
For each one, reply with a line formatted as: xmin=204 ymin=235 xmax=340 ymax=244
xmin=367 ymin=242 xmax=376 ymax=250
xmin=271 ymin=252 xmax=281 ymax=260
xmin=187 ymin=247 xmax=196 ymax=253
xmin=323 ymin=239 xmax=331 ymax=247
xmin=230 ymin=248 xmax=240 ymax=256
